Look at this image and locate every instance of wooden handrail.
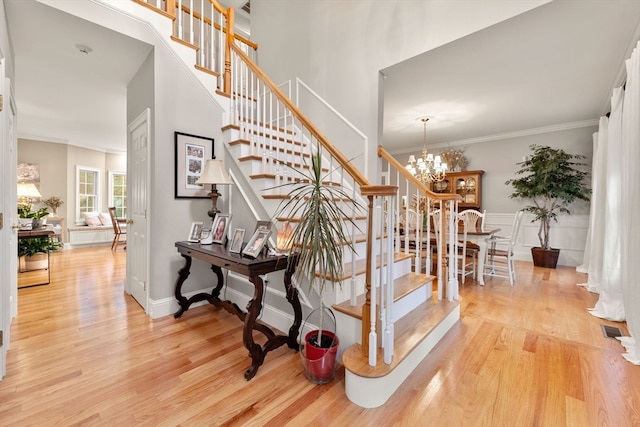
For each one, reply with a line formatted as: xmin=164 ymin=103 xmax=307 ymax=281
xmin=230 ymin=43 xmax=370 ymax=188
xmin=378 ymin=145 xmax=461 ymax=203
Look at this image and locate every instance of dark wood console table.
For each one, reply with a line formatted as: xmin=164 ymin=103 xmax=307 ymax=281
xmin=173 ymin=241 xmax=301 ymax=380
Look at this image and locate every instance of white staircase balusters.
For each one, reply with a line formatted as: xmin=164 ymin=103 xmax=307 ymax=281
xmin=384 ymin=195 xmax=396 ymax=364
xmin=368 ymin=204 xmax=379 ymax=367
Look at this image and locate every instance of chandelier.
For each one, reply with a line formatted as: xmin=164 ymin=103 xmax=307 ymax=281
xmin=405 ymin=117 xmax=447 ymax=184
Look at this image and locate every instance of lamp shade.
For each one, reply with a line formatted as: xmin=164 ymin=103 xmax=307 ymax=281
xmin=195 ymin=160 xmax=233 ymax=185
xmin=17 ymin=183 xmax=42 ymax=198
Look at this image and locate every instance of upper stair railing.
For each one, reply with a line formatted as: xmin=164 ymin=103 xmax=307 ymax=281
xmin=134 ymin=0 xmax=257 ymax=93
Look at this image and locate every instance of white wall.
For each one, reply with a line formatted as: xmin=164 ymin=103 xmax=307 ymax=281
xmin=251 ymin=0 xmax=598 ymax=266
xmin=42 ymin=0 xmax=226 ymax=304
xmin=252 ymin=0 xmax=551 ymax=178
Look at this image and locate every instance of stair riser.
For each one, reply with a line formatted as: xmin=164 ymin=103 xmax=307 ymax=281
xmin=330 ymin=256 xmax=413 ymax=305
xmin=389 ymin=285 xmax=429 ymax=320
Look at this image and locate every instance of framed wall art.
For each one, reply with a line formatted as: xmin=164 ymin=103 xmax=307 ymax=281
xmin=174 ymin=131 xmax=214 ymax=198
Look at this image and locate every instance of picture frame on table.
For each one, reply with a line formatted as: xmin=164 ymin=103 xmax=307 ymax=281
xmin=211 ymin=214 xmax=231 ymax=244
xmin=174 ymin=131 xmax=214 ymax=199
xmin=229 ymin=229 xmax=245 ymax=253
xmin=242 ymin=229 xmax=271 ymax=258
xmin=254 ymin=220 xmax=273 ymax=233
xmin=188 ymin=221 xmax=204 ymax=242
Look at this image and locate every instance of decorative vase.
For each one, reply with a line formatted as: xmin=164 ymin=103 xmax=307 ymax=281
xmin=531 ymin=247 xmax=560 ymax=268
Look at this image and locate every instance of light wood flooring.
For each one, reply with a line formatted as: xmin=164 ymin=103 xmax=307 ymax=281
xmin=1 ymin=246 xmax=639 ymax=426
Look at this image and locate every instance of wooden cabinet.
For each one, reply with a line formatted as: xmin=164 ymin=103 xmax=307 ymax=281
xmin=430 ymin=170 xmax=484 ymax=211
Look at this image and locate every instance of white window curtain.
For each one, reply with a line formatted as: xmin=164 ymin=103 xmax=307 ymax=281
xmin=585 ymin=40 xmax=640 ymax=365
xmin=577 ymin=118 xmax=608 ymax=293
xmin=619 ymin=42 xmax=640 ymax=364
xmin=589 ymin=87 xmax=625 ymax=322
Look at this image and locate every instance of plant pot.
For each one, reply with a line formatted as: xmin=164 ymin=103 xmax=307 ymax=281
xmin=33 ymin=218 xmax=46 ymax=229
xmin=531 ymin=247 xmax=560 ymax=268
xmin=301 ymin=330 xmax=339 ymax=384
xmin=19 ymin=218 xmax=33 ymax=230
xmin=21 ymin=252 xmax=49 ymax=271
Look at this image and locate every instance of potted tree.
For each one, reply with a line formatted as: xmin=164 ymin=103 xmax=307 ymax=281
xmin=506 ymin=144 xmax=591 ymax=268
xmin=274 ymin=147 xmax=364 ymax=383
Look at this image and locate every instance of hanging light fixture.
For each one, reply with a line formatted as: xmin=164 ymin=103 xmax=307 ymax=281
xmin=405 ymin=117 xmax=447 ymax=184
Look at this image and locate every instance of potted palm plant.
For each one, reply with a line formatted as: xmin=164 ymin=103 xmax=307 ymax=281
xmin=506 ymin=144 xmax=591 ymax=268
xmin=274 ymin=147 xmax=364 ymax=383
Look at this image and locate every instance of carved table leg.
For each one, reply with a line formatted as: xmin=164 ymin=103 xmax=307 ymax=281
xmin=243 ymin=274 xmax=265 ymax=380
xmin=284 ymin=260 xmax=302 ymax=350
xmin=173 ymin=254 xmax=193 ymax=318
xmin=174 ymin=257 xmax=225 ymax=318
xmin=210 ymin=265 xmax=224 ymax=298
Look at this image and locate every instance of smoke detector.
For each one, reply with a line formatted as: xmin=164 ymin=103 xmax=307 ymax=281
xmin=75 ymin=44 xmax=93 ymax=55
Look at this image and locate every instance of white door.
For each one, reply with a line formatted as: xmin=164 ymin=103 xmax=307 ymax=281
xmin=1 ymin=72 xmax=18 ymax=380
xmin=125 ymin=109 xmax=150 ymax=310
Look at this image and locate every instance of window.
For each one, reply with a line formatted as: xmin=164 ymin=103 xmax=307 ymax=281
xmin=76 ymin=166 xmax=100 ymax=222
xmin=109 ymin=171 xmax=127 ymax=218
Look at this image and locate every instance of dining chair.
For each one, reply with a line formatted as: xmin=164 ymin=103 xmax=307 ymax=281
xmin=483 ymin=210 xmax=525 ymax=286
xmin=458 ymin=209 xmax=486 ymax=269
xmin=458 ymin=209 xmax=486 ymax=232
xmin=431 ymin=209 xmax=477 ymax=284
xmin=108 ymin=207 xmax=127 ymax=250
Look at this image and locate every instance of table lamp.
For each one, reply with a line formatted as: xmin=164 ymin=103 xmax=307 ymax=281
xmin=195 ymin=159 xmax=233 ymax=220
xmin=17 ymin=182 xmax=42 ymax=208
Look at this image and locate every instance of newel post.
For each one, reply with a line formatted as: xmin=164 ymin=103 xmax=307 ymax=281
xmin=166 ymin=0 xmax=176 ymax=18
xmin=361 ymin=194 xmax=374 ymax=356
xmin=223 ymin=7 xmax=234 ymax=96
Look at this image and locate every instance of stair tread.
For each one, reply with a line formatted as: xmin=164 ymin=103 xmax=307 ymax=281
xmin=342 ymin=297 xmax=459 ymax=378
xmin=323 ymin=251 xmax=413 ymax=282
xmin=333 ymin=272 xmax=434 ymax=319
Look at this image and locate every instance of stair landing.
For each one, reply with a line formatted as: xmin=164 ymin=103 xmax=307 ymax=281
xmin=341 ymin=296 xmax=460 ymax=408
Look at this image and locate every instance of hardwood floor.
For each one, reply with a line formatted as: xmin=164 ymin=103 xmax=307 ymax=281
xmin=1 ymin=246 xmax=639 ymax=426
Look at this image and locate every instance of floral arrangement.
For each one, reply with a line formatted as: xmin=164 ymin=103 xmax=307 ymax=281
xmin=440 ymin=148 xmax=468 ymax=172
xmin=43 ymin=196 xmax=64 ymax=215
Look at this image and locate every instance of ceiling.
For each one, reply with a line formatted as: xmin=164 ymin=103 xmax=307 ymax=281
xmin=5 ymin=0 xmax=153 ymax=153
xmin=5 ymin=1 xmax=640 ymax=155
xmin=382 ymin=0 xmax=640 ymax=154
xmin=4 ymin=0 xmax=249 ymax=154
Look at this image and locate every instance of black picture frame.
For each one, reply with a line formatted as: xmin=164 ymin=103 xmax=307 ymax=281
xmin=174 ymin=131 xmax=214 ymax=198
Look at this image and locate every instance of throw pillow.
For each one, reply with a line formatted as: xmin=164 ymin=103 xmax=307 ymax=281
xmin=99 ymin=212 xmax=112 ymax=226
xmin=83 ymin=212 xmax=102 ymax=227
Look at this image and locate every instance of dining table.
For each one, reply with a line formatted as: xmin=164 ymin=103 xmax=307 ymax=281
xmin=464 ymin=228 xmax=500 ymax=285
xmin=399 ymin=226 xmax=500 ymax=285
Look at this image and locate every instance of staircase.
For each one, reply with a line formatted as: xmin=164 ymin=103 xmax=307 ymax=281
xmin=125 ymin=0 xmax=463 ymax=408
